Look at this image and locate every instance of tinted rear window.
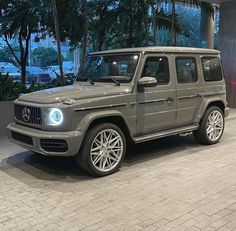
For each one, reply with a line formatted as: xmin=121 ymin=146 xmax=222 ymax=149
xmin=176 ymin=57 xmax=197 ymax=83
xmin=202 ymin=57 xmax=223 ymax=82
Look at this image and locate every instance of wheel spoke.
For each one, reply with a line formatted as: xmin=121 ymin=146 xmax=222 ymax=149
xmin=102 ymin=157 xmax=108 ymax=170
xmin=110 ymin=150 xmax=120 ymax=158
xmin=108 ymin=154 xmax=119 ymax=162
xmin=94 ymin=138 xmax=102 ymax=147
xmin=108 ymin=135 xmax=120 ymax=145
xmin=110 ymin=139 xmax=121 ymax=148
xmin=106 ymin=132 xmax=113 ymax=142
xmin=93 ymin=155 xmax=103 ymax=165
xmin=91 ymin=146 xmax=102 ymax=152
xmin=207 ymin=125 xmax=212 ymax=134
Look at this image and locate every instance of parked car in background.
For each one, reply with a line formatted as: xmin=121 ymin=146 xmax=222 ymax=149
xmin=0 ymin=62 xmax=16 ymax=67
xmin=48 ymin=62 xmax=74 ymax=79
xmin=0 ymin=63 xmax=21 ymax=82
xmin=26 ymin=66 xmax=50 ymax=83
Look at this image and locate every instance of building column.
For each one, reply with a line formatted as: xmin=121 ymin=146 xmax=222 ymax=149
xmin=199 ymin=8 xmax=215 ymax=49
xmin=219 ymin=1 xmax=236 ymax=107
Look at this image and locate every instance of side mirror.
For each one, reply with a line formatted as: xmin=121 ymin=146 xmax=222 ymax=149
xmin=138 ymin=77 xmax=157 ymax=88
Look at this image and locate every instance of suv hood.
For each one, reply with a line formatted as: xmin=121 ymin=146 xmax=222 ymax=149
xmin=18 ymin=84 xmax=131 ymax=104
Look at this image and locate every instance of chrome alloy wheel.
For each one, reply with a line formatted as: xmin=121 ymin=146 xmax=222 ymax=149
xmin=206 ymin=110 xmax=224 ymax=142
xmin=90 ymin=129 xmax=124 ymax=172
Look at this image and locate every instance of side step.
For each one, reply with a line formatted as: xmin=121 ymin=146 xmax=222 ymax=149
xmin=133 ymin=125 xmax=198 ymax=143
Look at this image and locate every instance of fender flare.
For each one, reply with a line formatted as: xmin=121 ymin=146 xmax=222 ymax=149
xmin=76 ymin=110 xmax=131 ymax=132
xmin=194 ymin=97 xmax=225 ymax=123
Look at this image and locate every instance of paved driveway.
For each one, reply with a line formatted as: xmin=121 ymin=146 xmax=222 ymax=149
xmin=1 ymin=111 xmax=236 ymax=231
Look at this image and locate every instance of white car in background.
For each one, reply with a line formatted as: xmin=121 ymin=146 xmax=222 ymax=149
xmin=26 ymin=66 xmax=51 ymax=83
xmin=48 ymin=63 xmax=74 ymax=79
xmin=0 ymin=63 xmax=21 ymax=82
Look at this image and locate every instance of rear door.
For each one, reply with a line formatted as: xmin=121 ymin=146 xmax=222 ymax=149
xmin=175 ymin=55 xmax=202 ymax=126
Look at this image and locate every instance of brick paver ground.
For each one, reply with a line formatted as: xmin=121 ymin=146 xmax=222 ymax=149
xmin=1 ymin=111 xmax=236 ymax=231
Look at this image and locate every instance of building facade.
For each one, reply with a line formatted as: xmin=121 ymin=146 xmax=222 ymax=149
xmin=216 ymin=0 xmax=236 ymax=107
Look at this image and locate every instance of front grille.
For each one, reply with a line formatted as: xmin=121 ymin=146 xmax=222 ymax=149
xmin=11 ymin=131 xmax=33 ymax=145
xmin=40 ymin=139 xmax=68 ymax=153
xmin=15 ymin=104 xmax=42 ymax=125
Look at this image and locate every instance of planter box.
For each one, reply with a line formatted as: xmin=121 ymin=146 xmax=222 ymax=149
xmin=0 ymin=101 xmax=14 ymax=136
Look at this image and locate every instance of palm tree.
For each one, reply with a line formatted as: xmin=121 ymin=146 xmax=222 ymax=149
xmin=0 ymin=1 xmax=48 ymax=84
xmin=52 ymin=0 xmax=65 ymax=85
xmin=169 ymin=0 xmax=215 ymax=46
xmin=115 ymin=0 xmax=181 ymax=48
xmin=150 ymin=0 xmax=159 ymax=46
xmin=81 ymin=0 xmax=88 ymax=65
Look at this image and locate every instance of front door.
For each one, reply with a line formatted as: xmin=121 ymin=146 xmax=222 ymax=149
xmin=136 ymin=55 xmax=176 ymax=135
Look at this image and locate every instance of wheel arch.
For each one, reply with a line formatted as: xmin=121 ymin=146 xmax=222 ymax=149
xmin=206 ymin=101 xmax=225 ymax=113
xmin=194 ymin=98 xmax=226 ymax=123
xmin=77 ymin=111 xmax=134 ymax=143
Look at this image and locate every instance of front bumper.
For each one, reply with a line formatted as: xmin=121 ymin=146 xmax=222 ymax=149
xmin=7 ymin=123 xmax=84 ymax=156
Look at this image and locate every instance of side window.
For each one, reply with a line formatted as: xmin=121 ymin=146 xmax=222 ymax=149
xmin=202 ymin=57 xmax=223 ymax=82
xmin=176 ymin=57 xmax=197 ymax=83
xmin=142 ymin=57 xmax=169 ymax=85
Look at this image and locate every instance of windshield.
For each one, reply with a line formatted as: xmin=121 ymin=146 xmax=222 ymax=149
xmin=76 ymin=53 xmax=139 ymax=83
xmin=27 ymin=67 xmax=42 ymax=73
xmin=0 ymin=66 xmax=19 ymax=73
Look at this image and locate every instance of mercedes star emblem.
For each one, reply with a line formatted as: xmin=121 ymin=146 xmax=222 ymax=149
xmin=22 ymin=107 xmax=31 ymax=122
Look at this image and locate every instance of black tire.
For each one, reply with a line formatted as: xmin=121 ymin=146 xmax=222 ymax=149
xmin=76 ymin=123 xmax=126 ymax=177
xmin=193 ymin=106 xmax=225 ymax=145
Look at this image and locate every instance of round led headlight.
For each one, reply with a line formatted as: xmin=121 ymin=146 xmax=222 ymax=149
xmin=49 ymin=108 xmax=63 ymax=125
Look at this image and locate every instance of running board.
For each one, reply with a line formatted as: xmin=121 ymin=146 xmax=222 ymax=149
xmin=133 ymin=125 xmax=198 ymax=143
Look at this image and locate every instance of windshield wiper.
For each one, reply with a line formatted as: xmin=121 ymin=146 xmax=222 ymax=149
xmin=87 ymin=78 xmax=94 ymax=85
xmin=111 ymin=78 xmax=120 ymax=86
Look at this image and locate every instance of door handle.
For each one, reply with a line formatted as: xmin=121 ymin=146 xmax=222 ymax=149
xmin=166 ymin=97 xmax=174 ymax=102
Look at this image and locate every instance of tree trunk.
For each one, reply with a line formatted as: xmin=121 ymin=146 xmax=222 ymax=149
xmin=4 ymin=29 xmax=31 ymax=85
xmin=128 ymin=0 xmax=133 ymax=47
xmin=145 ymin=0 xmax=149 ymax=46
xmin=81 ymin=0 xmax=88 ymax=65
xmin=145 ymin=17 xmax=149 ymax=46
xmin=151 ymin=1 xmax=157 ymax=46
xmin=129 ymin=16 xmax=133 ymax=47
xmin=170 ymin=0 xmax=176 ymax=46
xmin=52 ymin=0 xmax=65 ymax=85
xmin=21 ymin=63 xmax=27 ymax=85
xmin=3 ymin=35 xmax=21 ymax=66
xmin=18 ymin=33 xmax=27 ymax=85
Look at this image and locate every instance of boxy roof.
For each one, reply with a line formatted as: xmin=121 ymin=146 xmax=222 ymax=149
xmin=91 ymin=46 xmax=220 ymax=55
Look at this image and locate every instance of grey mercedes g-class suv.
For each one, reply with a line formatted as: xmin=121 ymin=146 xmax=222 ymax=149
xmin=7 ymin=47 xmax=230 ymax=176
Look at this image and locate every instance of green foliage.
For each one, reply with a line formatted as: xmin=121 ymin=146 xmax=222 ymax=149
xmin=0 ymin=47 xmax=14 ymax=63
xmin=176 ymin=6 xmax=200 ymax=47
xmin=88 ymin=0 xmax=183 ymax=50
xmin=32 ymin=47 xmax=61 ymax=68
xmin=0 ymin=0 xmax=52 ymax=84
xmin=0 ymin=73 xmax=27 ymax=101
xmin=0 ymin=73 xmax=74 ymax=102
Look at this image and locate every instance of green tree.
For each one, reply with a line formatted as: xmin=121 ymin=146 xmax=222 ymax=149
xmin=169 ymin=0 xmax=215 ymax=46
xmin=0 ymin=47 xmax=15 ymax=63
xmin=88 ymin=0 xmax=181 ymax=50
xmin=0 ymin=0 xmax=50 ymax=84
xmin=32 ymin=47 xmax=61 ymax=68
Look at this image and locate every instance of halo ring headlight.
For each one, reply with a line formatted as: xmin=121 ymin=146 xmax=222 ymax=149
xmin=49 ymin=108 xmax=63 ymax=125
